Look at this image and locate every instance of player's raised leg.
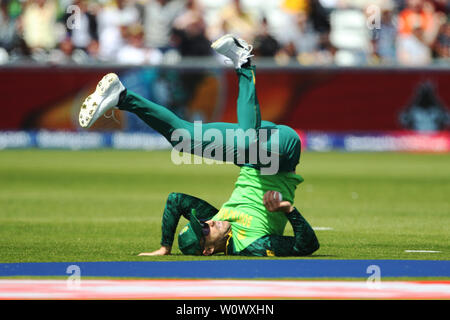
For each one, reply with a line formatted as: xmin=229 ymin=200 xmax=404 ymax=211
xmin=78 ymin=72 xmax=197 ymax=142
xmin=78 ymin=72 xmax=238 ymax=156
xmin=78 ymin=34 xmax=258 ymax=158
xmin=77 ymin=34 xmax=298 ymax=172
xmin=212 ymin=34 xmax=260 ymax=132
xmin=212 ymin=35 xmax=302 ymax=172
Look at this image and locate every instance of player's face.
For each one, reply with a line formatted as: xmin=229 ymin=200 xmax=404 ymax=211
xmin=203 ymin=220 xmax=231 ymax=243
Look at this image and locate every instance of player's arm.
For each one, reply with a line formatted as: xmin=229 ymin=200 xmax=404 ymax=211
xmin=282 ymin=208 xmax=320 ymax=256
xmin=253 ymin=191 xmax=320 ymax=256
xmin=139 ymin=192 xmax=218 ymax=256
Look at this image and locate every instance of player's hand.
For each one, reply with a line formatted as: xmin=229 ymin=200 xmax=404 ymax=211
xmin=138 ymin=246 xmax=171 ymax=256
xmin=263 ymin=191 xmax=294 ymax=213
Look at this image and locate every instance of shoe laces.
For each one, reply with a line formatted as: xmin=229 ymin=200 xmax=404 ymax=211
xmin=104 ymin=109 xmax=120 ymax=125
xmin=239 ymin=48 xmax=254 ymax=64
xmin=223 ymin=45 xmax=254 ymax=68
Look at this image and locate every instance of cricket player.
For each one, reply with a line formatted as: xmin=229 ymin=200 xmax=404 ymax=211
xmin=79 ymin=34 xmax=319 ymax=256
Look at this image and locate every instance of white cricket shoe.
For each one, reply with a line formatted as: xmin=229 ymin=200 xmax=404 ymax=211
xmin=211 ymin=34 xmax=253 ymax=69
xmin=79 ymin=73 xmax=125 ymax=128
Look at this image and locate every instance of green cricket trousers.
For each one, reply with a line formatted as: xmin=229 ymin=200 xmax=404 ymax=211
xmin=117 ymin=66 xmax=301 ymax=173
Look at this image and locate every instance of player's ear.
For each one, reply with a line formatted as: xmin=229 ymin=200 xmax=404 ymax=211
xmin=202 ymin=246 xmax=214 ymax=256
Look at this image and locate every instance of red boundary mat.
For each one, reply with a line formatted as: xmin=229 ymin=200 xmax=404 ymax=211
xmin=0 ymin=280 xmax=449 ymax=300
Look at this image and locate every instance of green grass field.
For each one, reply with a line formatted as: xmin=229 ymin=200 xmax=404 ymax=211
xmin=0 ymin=150 xmax=448 ymax=263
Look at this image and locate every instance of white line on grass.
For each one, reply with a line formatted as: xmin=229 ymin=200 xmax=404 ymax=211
xmin=404 ymin=250 xmax=441 ymax=253
xmin=313 ymin=227 xmax=334 ymax=231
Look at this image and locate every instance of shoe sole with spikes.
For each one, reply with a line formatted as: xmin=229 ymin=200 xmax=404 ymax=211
xmin=79 ymin=73 xmax=125 ymax=128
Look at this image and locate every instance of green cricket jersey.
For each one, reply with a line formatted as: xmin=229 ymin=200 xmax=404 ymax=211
xmin=212 ymin=166 xmax=304 ymax=253
xmin=159 ymin=168 xmax=319 ymax=257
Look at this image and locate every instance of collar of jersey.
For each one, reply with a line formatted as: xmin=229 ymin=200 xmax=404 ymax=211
xmin=225 ymin=230 xmax=233 ymax=256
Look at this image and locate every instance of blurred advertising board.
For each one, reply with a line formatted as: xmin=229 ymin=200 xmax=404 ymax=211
xmin=1 ymin=130 xmax=448 ymax=152
xmin=0 ymin=65 xmax=448 ymax=152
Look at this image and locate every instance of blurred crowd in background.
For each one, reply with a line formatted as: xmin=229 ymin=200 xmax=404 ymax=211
xmin=0 ymin=0 xmax=449 ymax=66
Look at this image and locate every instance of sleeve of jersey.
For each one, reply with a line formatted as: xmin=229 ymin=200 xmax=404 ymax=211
xmin=160 ymin=192 xmax=219 ymax=247
xmin=237 ymin=208 xmax=320 ymax=256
